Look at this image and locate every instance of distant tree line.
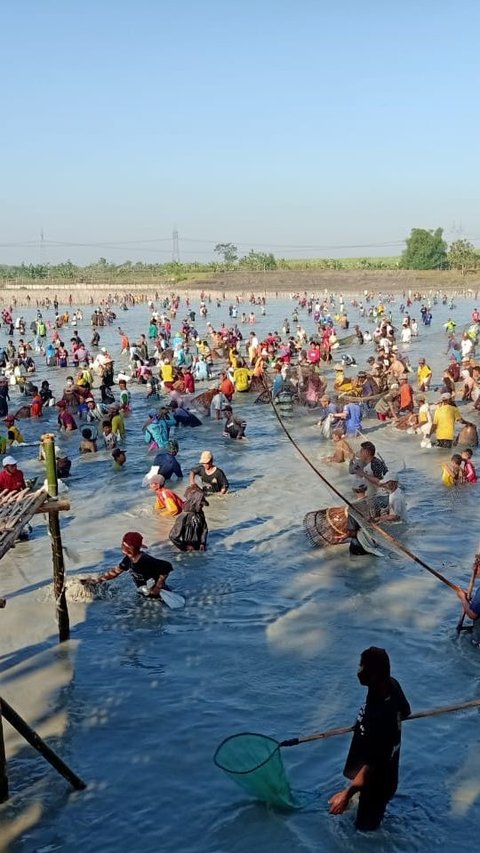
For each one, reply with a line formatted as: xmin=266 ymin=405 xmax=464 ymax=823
xmin=0 ymin=230 xmax=478 ymax=282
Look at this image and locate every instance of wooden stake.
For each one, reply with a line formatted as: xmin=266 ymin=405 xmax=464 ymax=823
xmin=1 ymin=697 xmax=86 ymax=791
xmin=0 ymin=706 xmax=8 ymax=802
xmin=42 ymin=434 xmax=70 ymax=642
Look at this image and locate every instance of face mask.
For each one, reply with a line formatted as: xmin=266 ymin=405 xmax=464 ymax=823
xmin=357 ymin=666 xmax=370 ymax=686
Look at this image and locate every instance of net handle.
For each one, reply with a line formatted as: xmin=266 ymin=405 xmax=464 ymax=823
xmin=280 ymin=698 xmax=480 ymax=747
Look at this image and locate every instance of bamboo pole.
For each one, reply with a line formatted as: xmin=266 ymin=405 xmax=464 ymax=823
xmin=0 ymin=697 xmax=86 ymax=791
xmin=0 ymin=707 xmax=8 ymax=802
xmin=42 ymin=434 xmax=70 ymax=642
xmin=280 ymin=698 xmax=480 ymax=747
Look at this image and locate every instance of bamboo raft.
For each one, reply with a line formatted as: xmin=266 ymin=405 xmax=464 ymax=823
xmin=0 ymin=487 xmax=50 ymax=561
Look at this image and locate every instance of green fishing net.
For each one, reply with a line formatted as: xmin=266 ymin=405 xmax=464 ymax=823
xmin=214 ymin=733 xmax=300 ymax=809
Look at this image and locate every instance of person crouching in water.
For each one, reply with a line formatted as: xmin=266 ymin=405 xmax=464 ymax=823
xmin=222 ymin=405 xmax=246 ymax=440
xmin=81 ymin=531 xmax=173 ymax=598
xmin=142 ymin=468 xmax=184 ymax=517
xmin=169 ymin=485 xmax=209 ymax=552
xmin=462 ymin=448 xmax=478 ymax=483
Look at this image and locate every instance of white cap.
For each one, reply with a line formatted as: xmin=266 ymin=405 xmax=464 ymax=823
xmin=142 ymin=465 xmax=161 ymax=487
xmin=3 ymin=456 xmax=17 ymax=466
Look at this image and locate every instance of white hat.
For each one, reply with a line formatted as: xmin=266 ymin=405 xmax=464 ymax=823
xmin=142 ymin=465 xmax=161 ymax=487
xmin=379 ymin=471 xmax=400 ymax=485
xmin=3 ymin=456 xmax=17 ymax=466
xmin=441 ymin=392 xmax=452 ymax=401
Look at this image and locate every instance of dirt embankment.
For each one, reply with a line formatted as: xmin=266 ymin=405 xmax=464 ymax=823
xmin=1 ymin=269 xmax=479 ymax=307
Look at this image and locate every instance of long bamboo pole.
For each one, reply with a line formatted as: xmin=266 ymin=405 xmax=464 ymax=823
xmin=280 ymin=698 xmax=480 ymax=747
xmin=0 ymin=697 xmax=86 ymax=791
xmin=42 ymin=434 xmax=69 ymax=642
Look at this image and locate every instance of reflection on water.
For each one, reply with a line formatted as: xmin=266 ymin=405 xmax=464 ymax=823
xmin=0 ymin=294 xmax=479 ymax=851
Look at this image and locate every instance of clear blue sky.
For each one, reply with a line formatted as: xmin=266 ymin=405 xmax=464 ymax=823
xmin=1 ymin=0 xmax=479 ymax=264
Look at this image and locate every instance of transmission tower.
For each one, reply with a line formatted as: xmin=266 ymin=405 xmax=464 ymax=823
xmin=172 ymin=227 xmax=180 ymax=262
xmin=40 ymin=227 xmax=47 ymax=266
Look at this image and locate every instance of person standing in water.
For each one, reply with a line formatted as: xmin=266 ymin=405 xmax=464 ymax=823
xmin=81 ymin=532 xmax=173 ymax=598
xmin=456 ymin=557 xmax=480 ymax=645
xmin=329 ymin=647 xmax=411 ymax=831
xmin=189 ymin=451 xmax=229 ymax=494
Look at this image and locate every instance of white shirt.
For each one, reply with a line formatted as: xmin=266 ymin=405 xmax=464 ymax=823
xmin=389 ymin=487 xmax=408 ymax=522
xmin=461 ymin=338 xmax=473 ymax=357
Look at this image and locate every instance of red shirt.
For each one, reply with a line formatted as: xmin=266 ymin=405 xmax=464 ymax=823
xmin=31 ymin=395 xmax=43 ymax=417
xmin=58 ymin=411 xmax=78 ymax=430
xmin=220 ymin=378 xmax=235 ymax=399
xmin=0 ymin=468 xmax=27 ymax=492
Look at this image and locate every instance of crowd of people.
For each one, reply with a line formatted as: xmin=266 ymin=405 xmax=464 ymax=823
xmin=1 ymin=284 xmax=480 ymax=834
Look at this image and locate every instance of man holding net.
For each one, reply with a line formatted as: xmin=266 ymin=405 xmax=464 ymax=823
xmin=328 ymin=647 xmax=410 ymax=831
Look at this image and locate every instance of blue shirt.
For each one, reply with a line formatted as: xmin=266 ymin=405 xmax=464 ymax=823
xmin=343 ymin=402 xmax=362 ymax=435
xmin=153 ymin=451 xmax=183 ymax=480
xmin=470 ymin=587 xmax=480 ymax=617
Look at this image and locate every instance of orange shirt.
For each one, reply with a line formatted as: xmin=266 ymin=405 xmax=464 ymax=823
xmin=220 ymin=378 xmax=235 ymax=398
xmin=399 ymin=383 xmax=413 ymax=409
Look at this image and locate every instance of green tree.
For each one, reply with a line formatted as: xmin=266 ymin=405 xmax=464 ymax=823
xmin=214 ymin=242 xmax=238 ymax=265
xmin=448 ymin=239 xmax=479 ymax=275
xmin=401 ymin=228 xmax=447 ymax=270
xmin=239 ymin=250 xmax=277 ymax=270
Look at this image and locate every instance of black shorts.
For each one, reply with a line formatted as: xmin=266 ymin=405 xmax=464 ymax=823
xmin=437 ymin=439 xmax=453 ymax=448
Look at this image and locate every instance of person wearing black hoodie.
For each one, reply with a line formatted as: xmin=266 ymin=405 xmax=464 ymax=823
xmin=329 ymin=647 xmax=411 ymax=831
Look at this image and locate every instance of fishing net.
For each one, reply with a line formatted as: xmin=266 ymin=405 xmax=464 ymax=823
xmin=254 ymin=389 xmax=272 ymax=404
xmin=214 ymin=733 xmax=300 ymax=809
xmin=192 ymin=389 xmax=217 ymax=413
xmin=303 ymin=507 xmax=349 ymax=547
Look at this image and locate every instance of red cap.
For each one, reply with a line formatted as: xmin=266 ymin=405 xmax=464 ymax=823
xmin=122 ymin=531 xmax=145 ymax=552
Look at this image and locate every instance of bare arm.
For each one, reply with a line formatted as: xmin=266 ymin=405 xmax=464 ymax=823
xmin=329 ymin=765 xmax=370 ymax=814
xmin=456 ymin=589 xmax=479 ymax=621
xmin=81 ymin=564 xmax=126 ymax=586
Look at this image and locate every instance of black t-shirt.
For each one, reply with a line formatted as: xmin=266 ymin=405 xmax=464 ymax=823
xmin=119 ymin=553 xmax=173 ymax=588
xmin=191 ymin=464 xmax=229 ymax=493
xmin=344 ymin=678 xmax=410 ymax=795
xmin=370 ymin=456 xmax=388 ymax=480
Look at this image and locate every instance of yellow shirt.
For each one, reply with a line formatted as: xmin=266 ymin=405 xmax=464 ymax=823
xmin=417 ymin=364 xmax=432 ymax=383
xmin=233 ymin=367 xmax=250 ymax=392
xmin=7 ymin=425 xmax=24 ymax=445
xmin=161 ymin=363 xmax=174 ymax=382
xmin=111 ymin=413 xmax=125 ymax=439
xmin=433 ymin=404 xmax=461 ymax=440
